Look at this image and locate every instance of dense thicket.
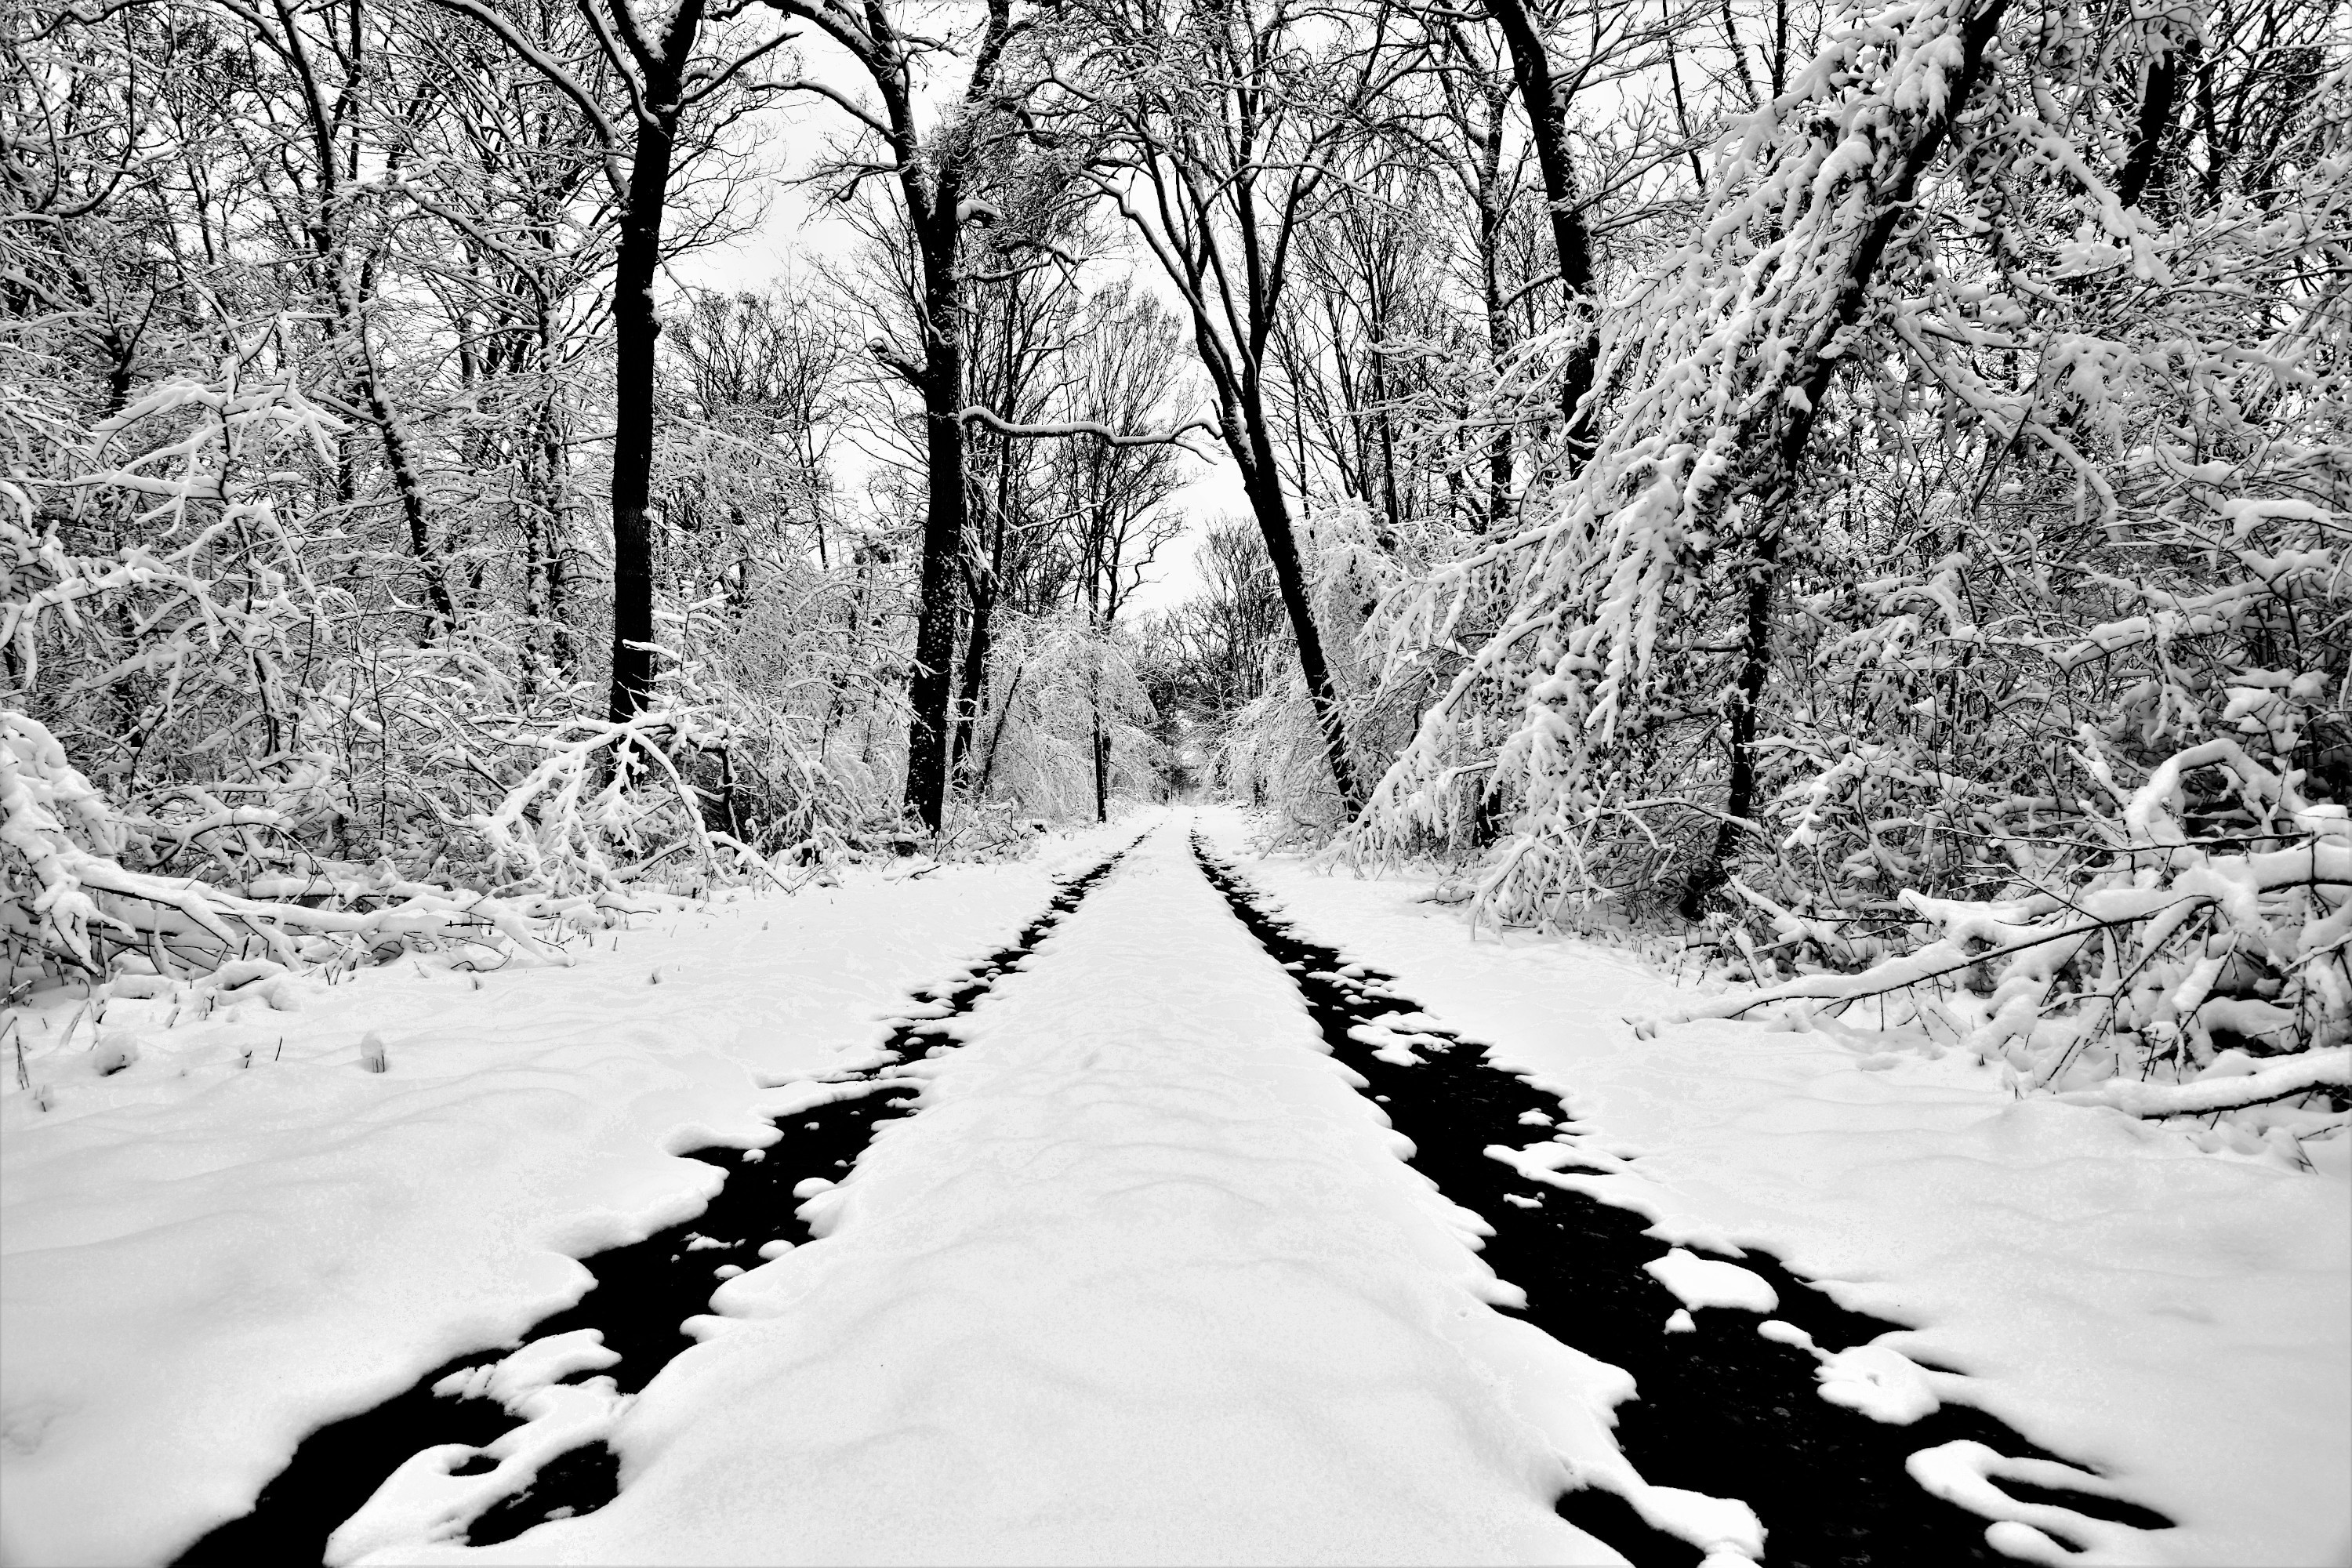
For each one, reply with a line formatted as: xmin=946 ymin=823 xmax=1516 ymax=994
xmin=2 ymin=0 xmax=1185 ymax=985
xmin=1356 ymin=0 xmax=2350 ymax=1116
xmin=5 ymin=0 xmax=2345 ymax=1118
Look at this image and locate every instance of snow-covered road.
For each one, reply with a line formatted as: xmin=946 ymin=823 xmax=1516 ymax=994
xmin=9 ymin=809 xmax=2339 ymax=1566
xmin=372 ymin=822 xmax=1666 ymax=1565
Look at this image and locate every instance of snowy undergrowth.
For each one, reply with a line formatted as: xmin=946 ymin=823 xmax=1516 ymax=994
xmin=1667 ymin=741 xmax=2352 ymax=1146
xmin=2 ymin=703 xmax=1073 ymax=1005
xmin=1202 ymin=809 xmax=2352 ymax=1568
xmin=0 ymin=818 xmax=1142 ymax=1568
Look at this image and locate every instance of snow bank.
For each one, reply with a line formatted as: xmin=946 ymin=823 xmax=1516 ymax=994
xmin=1200 ymin=811 xmax=2352 ymax=1568
xmin=0 ymin=823 xmax=1137 ymax=1567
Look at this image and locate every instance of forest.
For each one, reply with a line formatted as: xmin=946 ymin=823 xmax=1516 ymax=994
xmin=5 ymin=0 xmax=2347 ymax=1109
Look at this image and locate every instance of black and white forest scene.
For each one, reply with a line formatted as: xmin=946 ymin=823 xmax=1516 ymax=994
xmin=2 ymin=0 xmax=2348 ymax=1559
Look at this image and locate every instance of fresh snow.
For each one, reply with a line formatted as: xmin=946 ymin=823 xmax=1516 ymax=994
xmin=352 ymin=824 xmax=1755 ymax=1565
xmin=1640 ymin=1247 xmax=1778 ymax=1315
xmin=1198 ymin=811 xmax=2352 ymax=1567
xmin=4 ymin=808 xmax=2346 ymax=1566
xmin=0 ymin=827 xmax=1130 ymax=1567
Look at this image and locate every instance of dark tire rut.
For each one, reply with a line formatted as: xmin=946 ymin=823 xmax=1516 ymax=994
xmin=1191 ymin=832 xmax=2172 ymax=1568
xmin=175 ymin=841 xmax=1139 ymax=1566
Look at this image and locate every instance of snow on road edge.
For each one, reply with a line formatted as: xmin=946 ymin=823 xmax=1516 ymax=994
xmin=0 ymin=818 xmax=1144 ymax=1567
xmin=1197 ymin=809 xmax=2352 ymax=1568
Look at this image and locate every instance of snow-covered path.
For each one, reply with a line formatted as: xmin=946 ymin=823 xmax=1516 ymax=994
xmin=379 ymin=822 xmax=1646 ymax=1565
xmin=12 ymin=810 xmax=2335 ymax=1566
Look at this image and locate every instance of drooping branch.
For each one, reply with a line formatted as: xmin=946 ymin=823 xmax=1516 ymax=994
xmin=957 ymin=405 xmax=1214 ymax=449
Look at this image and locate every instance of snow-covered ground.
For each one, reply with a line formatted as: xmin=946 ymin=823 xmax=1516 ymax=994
xmin=5 ymin=807 xmax=2345 ymax=1567
xmin=1196 ymin=811 xmax=2351 ymax=1567
xmin=0 ymin=823 xmax=1133 ymax=1567
xmin=355 ymin=820 xmax=1715 ymax=1565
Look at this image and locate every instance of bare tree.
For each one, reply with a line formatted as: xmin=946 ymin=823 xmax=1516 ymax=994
xmin=420 ymin=0 xmax=786 ymax=724
xmin=761 ymin=0 xmax=1035 ymax=830
xmin=1055 ymin=0 xmax=1419 ymax=814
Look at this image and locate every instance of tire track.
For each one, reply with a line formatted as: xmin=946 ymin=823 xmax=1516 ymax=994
xmin=1191 ymin=833 xmax=2172 ymax=1568
xmin=176 ymin=840 xmax=1139 ymax=1566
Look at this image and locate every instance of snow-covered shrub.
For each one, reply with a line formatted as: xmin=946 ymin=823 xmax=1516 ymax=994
xmin=649 ymin=585 xmax=901 ymax=861
xmin=1678 ymin=740 xmax=2349 ymax=1103
xmin=1358 ymin=0 xmax=2350 ymax=1113
xmin=1 ymin=706 xmax=564 ymax=980
xmin=0 ymin=356 xmax=900 ymax=985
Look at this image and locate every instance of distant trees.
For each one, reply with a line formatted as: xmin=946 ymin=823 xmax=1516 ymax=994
xmin=1054 ymin=0 xmax=1414 ymax=815
xmin=1053 ymin=285 xmax=1190 ymax=819
xmin=1144 ymin=520 xmax=1288 ymax=729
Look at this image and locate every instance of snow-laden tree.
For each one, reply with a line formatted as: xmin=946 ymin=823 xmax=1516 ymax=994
xmin=0 ymin=1 xmax=909 ymax=987
xmin=961 ymin=611 xmax=1160 ymax=819
xmin=1363 ymin=0 xmax=2350 ymax=1105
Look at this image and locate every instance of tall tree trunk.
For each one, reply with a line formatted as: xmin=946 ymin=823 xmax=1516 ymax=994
xmin=951 ymin=568 xmax=994 ymax=782
xmin=535 ymin=378 xmax=575 ymax=679
xmin=1233 ymin=406 xmax=1361 ymax=811
xmin=605 ymin=86 xmax=685 ymax=724
xmin=975 ymin=660 xmax=1025 ymax=802
xmin=1086 ymin=574 xmax=1110 ymax=824
xmin=953 ymin=446 xmax=1014 ymax=783
xmin=345 ymin=312 xmax=456 ymax=632
xmin=1093 ymin=714 xmax=1109 ymax=822
xmin=600 ymin=0 xmax=706 ymax=724
xmin=903 ymin=358 xmax=967 ymax=830
xmin=1475 ymin=111 xmax=1512 ymax=533
xmin=2117 ymin=27 xmax=2181 ymax=210
xmin=1678 ymin=532 xmax=1780 ymax=919
xmin=1678 ymin=0 xmax=2008 ymax=916
xmin=1480 ymin=0 xmax=1597 ymax=458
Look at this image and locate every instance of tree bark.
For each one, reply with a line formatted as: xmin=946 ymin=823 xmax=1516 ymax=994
xmin=1479 ymin=0 xmax=1597 ymax=457
xmin=2117 ymin=31 xmax=2180 ymax=210
xmin=950 ymin=566 xmax=994 ymax=785
xmin=902 ymin=344 xmax=968 ymax=829
xmin=1679 ymin=0 xmax=2009 ymax=916
xmin=1093 ymin=713 xmax=1109 ymax=822
xmin=1475 ymin=103 xmax=1513 ymax=532
xmin=604 ymin=19 xmax=695 ymax=723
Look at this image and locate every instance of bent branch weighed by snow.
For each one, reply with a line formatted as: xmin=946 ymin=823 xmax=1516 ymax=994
xmin=956 ymin=406 xmax=1216 ymax=450
xmin=1666 ymin=739 xmax=2348 ymax=1106
xmin=2059 ymin=1051 xmax=2350 ymax=1118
